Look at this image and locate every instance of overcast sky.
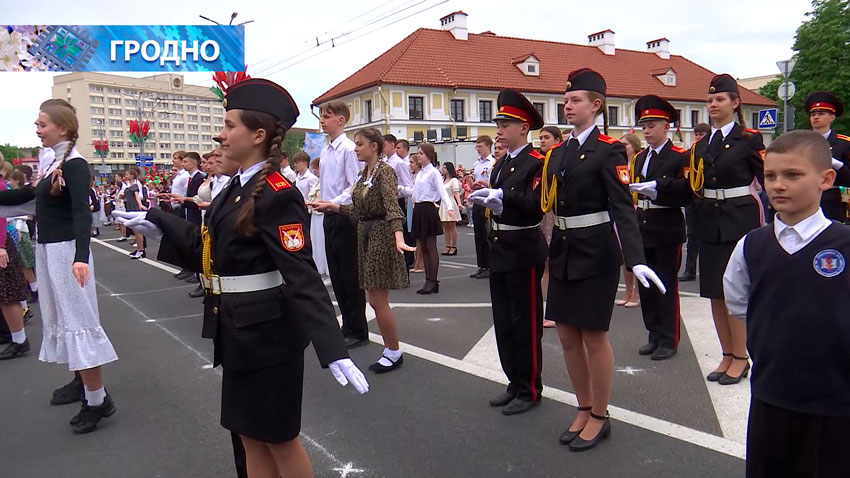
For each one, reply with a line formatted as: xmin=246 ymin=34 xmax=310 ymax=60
xmin=1 ymin=0 xmax=811 ymax=148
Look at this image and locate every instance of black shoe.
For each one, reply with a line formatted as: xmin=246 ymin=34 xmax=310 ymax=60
xmin=651 ymin=347 xmax=677 ymax=361
xmin=678 ymin=271 xmax=696 ymax=281
xmin=0 ymin=339 xmax=30 ymax=360
xmin=184 ymin=275 xmax=200 ymax=284
xmin=343 ymin=337 xmax=369 ymax=349
xmin=718 ymin=356 xmax=750 ymax=385
xmin=51 ymin=375 xmax=85 ymax=405
xmin=23 ymin=308 xmax=34 ymax=324
xmin=569 ymin=411 xmax=611 ymax=451
xmin=706 ymin=353 xmax=733 ymax=382
xmin=469 ymin=268 xmax=486 ymax=279
xmin=488 ymin=391 xmax=517 ymax=407
xmin=71 ymin=394 xmax=116 ymax=434
xmin=175 ymin=270 xmax=193 ymax=281
xmin=476 ymin=269 xmax=490 ymax=279
xmin=188 ymin=285 xmax=205 ymax=298
xmin=502 ymin=397 xmax=539 ymax=416
xmin=638 ymin=342 xmax=658 ymax=356
xmin=130 ymin=250 xmax=146 ymax=259
xmin=368 ymin=354 xmax=403 ymax=374
xmin=416 ymin=280 xmax=439 ymax=295
xmin=28 ymin=290 xmax=38 ymax=303
xmin=559 ymin=406 xmax=592 ymax=444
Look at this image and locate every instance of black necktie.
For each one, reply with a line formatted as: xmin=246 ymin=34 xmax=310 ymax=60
xmin=566 ymin=138 xmax=579 ymax=154
xmin=708 ymin=131 xmax=723 ymax=157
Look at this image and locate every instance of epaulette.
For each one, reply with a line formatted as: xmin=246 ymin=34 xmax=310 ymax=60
xmin=836 ymin=134 xmax=850 ymax=142
xmin=671 ymin=145 xmax=687 ymax=153
xmin=552 ymin=141 xmax=564 ymax=149
xmin=265 ymin=171 xmax=292 ymax=192
xmin=530 ymin=150 xmax=545 ymax=160
xmin=598 ymin=134 xmax=618 ymax=144
xmin=745 ymin=128 xmax=760 ymax=135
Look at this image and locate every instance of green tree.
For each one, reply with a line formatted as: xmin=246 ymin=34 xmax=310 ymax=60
xmin=789 ymin=0 xmax=850 ymax=132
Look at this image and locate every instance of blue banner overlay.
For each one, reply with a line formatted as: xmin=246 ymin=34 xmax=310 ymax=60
xmin=2 ymin=25 xmax=244 ymax=72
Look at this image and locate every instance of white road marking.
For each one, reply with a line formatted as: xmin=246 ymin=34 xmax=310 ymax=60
xmin=440 ymin=260 xmax=478 ymax=268
xmin=92 ymin=237 xmax=181 ymax=274
xmin=615 ymin=366 xmax=646 ymax=376
xmin=332 ymin=462 xmax=365 ymax=478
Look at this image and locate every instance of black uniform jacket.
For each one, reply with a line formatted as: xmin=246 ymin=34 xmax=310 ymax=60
xmin=184 ymin=171 xmax=205 ymax=225
xmin=545 ymin=126 xmax=646 ymax=281
xmin=488 ymin=143 xmax=547 ymax=273
xmin=147 ymin=172 xmax=348 ymax=371
xmin=691 ymin=124 xmax=765 ymax=243
xmin=828 ymin=130 xmax=850 ymax=187
xmin=631 ymin=140 xmax=692 ymax=247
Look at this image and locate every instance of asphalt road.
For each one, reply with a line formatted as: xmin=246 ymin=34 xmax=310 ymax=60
xmin=0 ymin=224 xmax=746 ymax=477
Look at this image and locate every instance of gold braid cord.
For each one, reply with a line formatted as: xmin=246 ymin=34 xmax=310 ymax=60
xmin=689 ymin=144 xmax=704 ymax=197
xmin=630 ymin=152 xmax=639 ymax=204
xmin=201 ymin=224 xmax=213 ymax=279
xmin=541 ymin=149 xmax=557 ymax=213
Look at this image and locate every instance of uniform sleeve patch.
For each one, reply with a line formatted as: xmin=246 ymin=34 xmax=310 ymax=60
xmin=278 ymin=223 xmax=305 ymax=252
xmin=598 ymin=134 xmax=619 ymax=144
xmin=533 ymin=177 xmax=541 ymax=189
xmin=266 ymin=171 xmax=291 ymax=192
xmin=616 ymin=164 xmax=630 ymax=184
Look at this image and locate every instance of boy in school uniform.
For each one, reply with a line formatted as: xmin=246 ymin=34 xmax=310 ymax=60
xmin=722 ymin=130 xmax=850 ymax=478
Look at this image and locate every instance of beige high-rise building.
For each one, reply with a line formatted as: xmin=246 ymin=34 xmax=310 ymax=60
xmin=52 ymin=72 xmax=223 ymax=172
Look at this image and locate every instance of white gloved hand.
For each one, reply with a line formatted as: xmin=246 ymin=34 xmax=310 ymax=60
xmin=467 ymin=188 xmax=491 ymax=205
xmin=832 ymin=158 xmax=844 ymax=170
xmin=632 ymin=264 xmax=666 ymax=294
xmin=112 ymin=211 xmax=163 ymax=241
xmin=328 ymin=358 xmax=369 ymax=394
xmin=483 ymin=188 xmax=504 ymax=216
xmin=112 ymin=210 xmax=146 ymax=223
xmin=629 ymin=181 xmax=658 ymax=200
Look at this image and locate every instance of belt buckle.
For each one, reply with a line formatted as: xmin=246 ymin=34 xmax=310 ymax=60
xmin=716 ymin=189 xmax=726 ymax=200
xmin=210 ymin=274 xmax=222 ymax=295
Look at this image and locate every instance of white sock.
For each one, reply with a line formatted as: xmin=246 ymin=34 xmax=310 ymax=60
xmin=10 ymin=329 xmax=26 ymax=344
xmin=29 ymin=281 xmax=38 ymax=292
xmin=84 ymin=386 xmax=106 ymax=407
xmin=377 ymin=348 xmax=402 ymax=366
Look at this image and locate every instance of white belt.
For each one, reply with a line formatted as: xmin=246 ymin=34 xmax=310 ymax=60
xmin=555 ymin=211 xmax=611 ymax=229
xmin=636 ymin=199 xmax=674 ymax=210
xmin=491 ymin=221 xmax=541 ymax=231
xmin=703 ymin=186 xmax=751 ymax=200
xmin=199 ymin=271 xmax=284 ymax=295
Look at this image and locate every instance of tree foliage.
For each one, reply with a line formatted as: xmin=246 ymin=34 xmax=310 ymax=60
xmin=0 ymin=143 xmax=39 ymax=162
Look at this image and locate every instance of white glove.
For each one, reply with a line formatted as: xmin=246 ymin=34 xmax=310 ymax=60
xmin=467 ymin=188 xmax=490 ymax=206
xmin=632 ymin=264 xmax=666 ymax=294
xmin=832 ymin=158 xmax=844 ymax=170
xmin=483 ymin=188 xmax=504 ymax=216
xmin=328 ymin=358 xmax=369 ymax=394
xmin=112 ymin=211 xmax=163 ymax=241
xmin=629 ymin=181 xmax=658 ymax=200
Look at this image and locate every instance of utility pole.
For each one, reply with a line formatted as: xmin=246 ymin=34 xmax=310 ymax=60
xmin=776 ymin=59 xmax=797 ymax=133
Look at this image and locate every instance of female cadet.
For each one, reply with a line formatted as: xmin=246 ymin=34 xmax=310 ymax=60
xmin=540 ymin=68 xmax=664 ymax=451
xmin=689 ymin=74 xmax=765 ymax=385
xmin=114 ymin=78 xmax=368 ymax=478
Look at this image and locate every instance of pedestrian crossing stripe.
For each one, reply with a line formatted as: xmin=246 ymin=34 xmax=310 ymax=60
xmin=758 ymin=110 xmax=776 ymax=128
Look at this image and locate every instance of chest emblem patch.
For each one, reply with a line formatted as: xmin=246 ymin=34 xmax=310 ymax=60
xmin=279 ymin=223 xmax=305 ymax=252
xmin=813 ymin=249 xmax=845 ymax=278
xmin=615 ymin=165 xmax=630 ymax=184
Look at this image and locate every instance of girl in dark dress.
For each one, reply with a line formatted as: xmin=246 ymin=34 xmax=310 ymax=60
xmin=0 ymin=160 xmax=30 ymax=359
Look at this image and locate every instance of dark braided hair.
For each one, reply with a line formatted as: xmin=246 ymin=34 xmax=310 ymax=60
xmin=728 ymin=92 xmax=752 ymax=139
xmin=234 ymin=110 xmax=287 ymax=236
xmin=586 ymin=91 xmax=609 ymax=135
xmin=39 ymin=99 xmax=79 ymax=196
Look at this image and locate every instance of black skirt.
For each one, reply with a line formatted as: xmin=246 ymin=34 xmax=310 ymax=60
xmin=699 ymin=240 xmax=737 ymax=299
xmin=221 ymin=354 xmax=304 ymax=443
xmin=545 ymin=268 xmax=619 ymax=331
xmin=412 ymin=201 xmax=443 ymax=241
xmin=0 ymin=236 xmax=29 ymax=304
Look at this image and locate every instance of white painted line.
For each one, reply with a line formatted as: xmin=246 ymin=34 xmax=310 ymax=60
xmin=92 ymin=238 xmax=181 ymax=274
xmin=440 ymin=260 xmax=477 ymax=268
xmin=462 ymin=325 xmax=498 ymax=368
xmin=390 ymin=302 xmax=492 ymax=308
xmin=102 ymin=284 xmax=195 ymax=297
xmin=146 ymin=313 xmax=204 ymax=323
xmin=441 ymin=264 xmax=465 ymax=269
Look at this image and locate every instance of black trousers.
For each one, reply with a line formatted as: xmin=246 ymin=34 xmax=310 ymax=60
xmin=637 ymin=244 xmax=682 ymax=349
xmin=472 ymin=204 xmax=490 ymax=269
xmin=747 ymin=397 xmax=849 ymax=478
xmin=399 ymin=197 xmax=414 ymax=268
xmin=323 ymin=213 xmax=367 ymax=340
xmin=683 ymin=204 xmax=699 ymax=274
xmin=489 ymin=266 xmax=544 ymax=402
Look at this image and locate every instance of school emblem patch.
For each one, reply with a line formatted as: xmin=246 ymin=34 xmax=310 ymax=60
xmin=278 ymin=224 xmax=305 ymax=252
xmin=813 ymin=249 xmax=845 ymax=278
xmin=615 ymin=165 xmax=630 ymax=184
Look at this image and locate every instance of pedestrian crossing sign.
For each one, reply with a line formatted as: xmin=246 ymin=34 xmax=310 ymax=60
xmin=758 ymin=109 xmax=778 ymax=129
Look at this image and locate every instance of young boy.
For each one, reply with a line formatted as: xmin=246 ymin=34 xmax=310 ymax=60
xmin=723 ymin=130 xmax=849 ymax=478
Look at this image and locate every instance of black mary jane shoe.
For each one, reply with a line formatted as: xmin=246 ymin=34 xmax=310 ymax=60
xmin=559 ymin=406 xmax=592 ymax=444
xmin=718 ymin=355 xmax=750 ymax=385
xmin=0 ymin=339 xmax=30 ymax=360
xmin=368 ymin=354 xmax=403 ymax=374
xmin=706 ymin=353 xmax=733 ymax=382
xmin=51 ymin=375 xmax=84 ymax=406
xmin=417 ymin=280 xmax=440 ymax=295
xmin=569 ymin=411 xmax=611 ymax=452
xmin=71 ymin=394 xmax=116 ymax=434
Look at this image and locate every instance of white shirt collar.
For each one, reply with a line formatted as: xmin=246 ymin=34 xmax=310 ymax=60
xmin=236 ymin=161 xmax=266 ymax=187
xmin=477 ymin=154 xmax=494 ymax=163
xmin=648 ymin=139 xmax=669 ymax=155
xmin=569 ymin=125 xmax=595 ymax=146
xmin=328 ymin=133 xmax=347 ymax=150
xmin=773 ymin=209 xmax=831 ymax=242
xmin=711 ymin=120 xmax=736 ymax=140
xmin=823 ymin=129 xmax=832 ymax=140
xmin=508 ymin=143 xmax=529 ymax=158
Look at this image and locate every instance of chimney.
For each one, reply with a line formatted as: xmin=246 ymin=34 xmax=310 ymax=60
xmin=647 ymin=38 xmax=670 ymax=59
xmin=588 ymin=29 xmax=615 ymax=55
xmin=440 ymin=11 xmax=468 ymax=40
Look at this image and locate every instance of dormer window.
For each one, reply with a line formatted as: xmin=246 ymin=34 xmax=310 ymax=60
xmin=513 ymin=54 xmax=540 ymax=77
xmin=651 ymin=67 xmax=677 ymax=87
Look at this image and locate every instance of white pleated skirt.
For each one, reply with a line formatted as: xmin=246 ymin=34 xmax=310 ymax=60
xmin=36 ymin=240 xmax=118 ymax=371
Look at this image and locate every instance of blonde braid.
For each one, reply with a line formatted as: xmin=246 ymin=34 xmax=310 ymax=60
xmin=50 ymin=134 xmax=78 ymax=196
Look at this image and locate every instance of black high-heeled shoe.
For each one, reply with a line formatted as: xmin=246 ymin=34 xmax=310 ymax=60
xmin=417 ymin=280 xmax=440 ymax=295
xmin=718 ymin=355 xmax=750 ymax=385
xmin=559 ymin=406 xmax=592 ymax=445
xmin=707 ymin=353 xmax=733 ymax=382
xmin=569 ymin=411 xmax=611 ymax=451
xmin=447 ymin=247 xmax=457 ymax=256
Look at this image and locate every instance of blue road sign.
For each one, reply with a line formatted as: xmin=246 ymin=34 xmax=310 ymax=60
xmin=135 ymin=154 xmax=154 ymax=167
xmin=758 ymin=109 xmax=778 ymax=129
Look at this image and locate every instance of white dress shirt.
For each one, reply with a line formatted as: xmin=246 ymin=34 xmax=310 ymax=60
xmin=569 ymin=124 xmax=596 ymax=146
xmin=384 ymin=153 xmax=414 ymax=197
xmin=399 ymin=163 xmax=453 ymax=205
xmin=295 ymin=169 xmax=319 ymax=201
xmin=723 ymin=209 xmax=833 ymax=318
xmin=709 ymin=120 xmax=736 ymax=144
xmin=494 ymin=143 xmax=529 ymax=183
xmin=319 ymin=133 xmax=362 ymax=205
xmin=823 ymin=129 xmax=832 ymax=140
xmin=641 ymin=139 xmax=669 ymax=177
xmin=170 ymin=168 xmax=190 ymax=200
xmin=473 ymin=154 xmax=495 ymax=184
xmin=281 ymin=165 xmax=297 ymax=183
xmin=236 ymin=160 xmax=266 ymax=186
xmin=211 ymin=174 xmax=231 ymax=200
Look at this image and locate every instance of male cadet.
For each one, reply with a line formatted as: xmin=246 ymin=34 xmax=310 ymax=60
xmin=470 ymin=136 xmax=495 ymax=279
xmin=468 ymin=89 xmax=547 ymax=415
xmin=805 ymin=91 xmax=850 ymax=222
xmin=628 ymin=96 xmax=693 ymax=360
xmin=384 ymin=135 xmax=415 ymax=267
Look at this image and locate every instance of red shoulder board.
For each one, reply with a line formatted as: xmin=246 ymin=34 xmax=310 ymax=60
xmin=530 ymin=150 xmax=545 ymax=160
xmin=671 ymin=145 xmax=687 ymax=154
xmin=266 ymin=171 xmax=291 ymax=192
xmin=597 ymin=134 xmax=618 ymax=144
xmin=745 ymin=128 xmax=760 ymax=134
xmin=552 ymin=141 xmax=564 ymax=149
xmin=836 ymin=134 xmax=850 ymax=142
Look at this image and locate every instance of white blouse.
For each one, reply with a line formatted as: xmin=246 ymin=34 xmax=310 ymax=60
xmin=399 ymin=163 xmax=452 ymax=205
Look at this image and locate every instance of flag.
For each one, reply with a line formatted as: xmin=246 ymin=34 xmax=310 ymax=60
xmin=674 ymin=126 xmax=683 ymax=143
